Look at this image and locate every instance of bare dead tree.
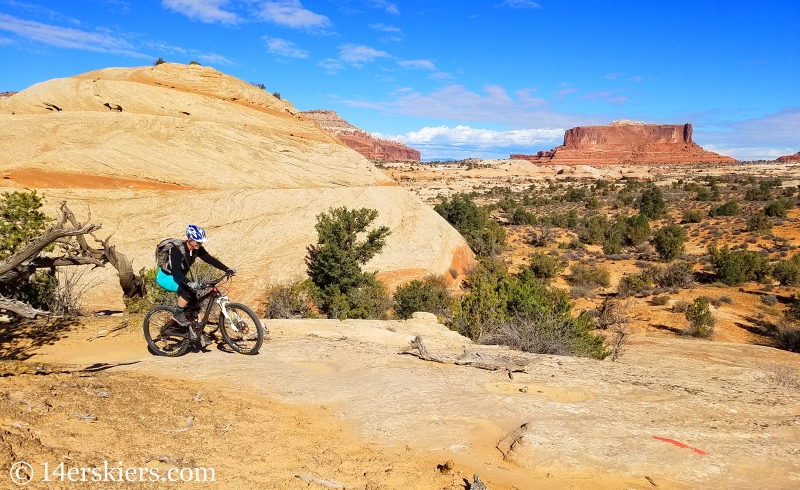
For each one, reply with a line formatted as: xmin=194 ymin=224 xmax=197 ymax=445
xmin=0 ymin=201 xmax=145 ymax=318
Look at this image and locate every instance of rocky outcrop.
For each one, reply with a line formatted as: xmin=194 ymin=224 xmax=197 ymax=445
xmin=777 ymin=152 xmax=800 ymax=162
xmin=0 ymin=92 xmax=16 ymax=99
xmin=512 ymin=120 xmax=735 ymax=165
xmin=301 ymin=109 xmax=420 ymax=162
xmin=0 ymin=64 xmax=472 ymax=308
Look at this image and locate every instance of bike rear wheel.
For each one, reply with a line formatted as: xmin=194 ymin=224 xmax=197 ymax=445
xmin=144 ymin=305 xmax=189 ymax=357
xmin=219 ymin=303 xmax=264 ymax=355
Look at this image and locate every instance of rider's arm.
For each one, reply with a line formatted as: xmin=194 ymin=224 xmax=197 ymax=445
xmin=196 ymin=247 xmax=229 ymax=272
xmin=169 ymin=246 xmax=191 ymax=286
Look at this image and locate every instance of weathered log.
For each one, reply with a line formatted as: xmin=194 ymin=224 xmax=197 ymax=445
xmin=0 ymin=295 xmax=49 ymax=319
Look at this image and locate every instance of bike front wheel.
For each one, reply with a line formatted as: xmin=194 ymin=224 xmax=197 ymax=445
xmin=143 ymin=305 xmax=189 ymax=357
xmin=218 ymin=303 xmax=264 ymax=355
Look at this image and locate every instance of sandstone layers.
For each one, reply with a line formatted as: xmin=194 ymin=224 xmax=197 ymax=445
xmin=0 ymin=91 xmax=16 ymax=99
xmin=512 ymin=120 xmax=735 ymax=165
xmin=0 ymin=64 xmax=471 ymax=308
xmin=777 ymin=151 xmax=800 ymax=162
xmin=301 ymin=109 xmax=420 ymax=162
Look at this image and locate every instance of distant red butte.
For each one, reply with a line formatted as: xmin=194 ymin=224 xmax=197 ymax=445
xmin=511 ymin=121 xmax=736 ymax=165
xmin=301 ymin=109 xmax=420 ymax=162
xmin=0 ymin=92 xmax=17 ymax=99
xmin=777 ymin=152 xmax=800 ymax=162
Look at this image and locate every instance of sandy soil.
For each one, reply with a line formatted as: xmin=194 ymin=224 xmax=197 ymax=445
xmin=1 ymin=313 xmax=798 ymax=489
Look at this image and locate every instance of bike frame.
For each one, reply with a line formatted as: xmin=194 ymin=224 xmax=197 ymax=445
xmin=184 ymin=276 xmax=241 ymax=333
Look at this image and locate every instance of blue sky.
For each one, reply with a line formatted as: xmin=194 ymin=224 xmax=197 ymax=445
xmin=0 ymin=0 xmax=798 ymax=160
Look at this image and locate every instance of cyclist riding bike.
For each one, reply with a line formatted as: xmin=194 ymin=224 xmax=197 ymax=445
xmin=156 ymin=225 xmax=235 ymax=335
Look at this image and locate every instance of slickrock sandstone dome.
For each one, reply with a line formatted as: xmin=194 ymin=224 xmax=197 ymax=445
xmin=512 ymin=120 xmax=735 ymax=165
xmin=0 ymin=64 xmax=471 ymax=308
xmin=301 ymin=109 xmax=420 ymax=162
xmin=777 ymin=151 xmax=800 ymax=162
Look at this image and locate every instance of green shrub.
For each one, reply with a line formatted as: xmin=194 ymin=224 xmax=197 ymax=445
xmin=763 ymin=199 xmax=790 ymax=218
xmin=746 ymin=212 xmax=772 ymax=233
xmin=708 ymin=242 xmax=772 ymax=286
xmin=523 ymin=252 xmax=567 ymax=281
xmin=305 ymin=207 xmax=391 ymax=318
xmin=774 ymin=254 xmax=800 ymax=286
xmin=262 ymin=279 xmax=317 ymax=319
xmin=682 ymin=209 xmax=704 ymax=223
xmin=685 ymin=297 xmax=714 ymax=337
xmin=578 ymin=214 xmax=611 ymax=245
xmin=775 ymin=321 xmax=800 ymax=353
xmin=154 ymin=57 xmax=165 ymax=65
xmin=585 ymin=197 xmax=601 ymax=210
xmin=569 ymin=263 xmax=611 ymax=289
xmin=624 ymin=214 xmax=651 ymax=246
xmin=435 ymin=194 xmax=506 ymax=256
xmin=617 ymin=265 xmax=662 ymax=298
xmin=652 ymin=295 xmax=671 ymax=306
xmin=393 ymin=275 xmax=453 ymax=319
xmin=451 ymin=259 xmax=606 ymax=359
xmin=510 ymin=207 xmax=537 ymax=225
xmin=651 ymin=224 xmax=688 ymax=262
xmin=709 ymin=201 xmax=740 ymax=217
xmin=0 ymin=190 xmax=52 ymax=260
xmin=339 ymin=275 xmax=393 ymax=320
xmin=744 ymin=182 xmax=772 ymax=201
xmin=657 ymin=261 xmax=695 ymax=288
xmin=638 ymin=186 xmax=668 ymax=219
xmin=189 ymin=60 xmax=201 ymax=65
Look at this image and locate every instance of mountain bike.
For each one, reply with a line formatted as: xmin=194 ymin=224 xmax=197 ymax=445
xmin=143 ymin=274 xmax=265 ymax=356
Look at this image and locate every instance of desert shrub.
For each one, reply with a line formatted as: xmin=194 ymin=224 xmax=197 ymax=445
xmin=154 ymin=57 xmax=165 ymax=65
xmin=189 ymin=60 xmax=201 ymax=65
xmin=761 ymin=294 xmax=778 ymax=306
xmin=672 ymin=300 xmax=689 ymax=313
xmin=262 ymin=279 xmax=316 ymax=319
xmin=569 ymin=263 xmax=611 ymax=289
xmin=618 ymin=265 xmax=661 ymax=298
xmin=510 ymin=207 xmax=537 ymax=225
xmin=709 ymin=201 xmax=740 ymax=217
xmin=744 ymin=182 xmax=772 ymax=201
xmin=0 ymin=190 xmax=52 ymax=260
xmin=548 ymin=209 xmax=578 ymax=229
xmin=682 ymin=209 xmax=703 ymax=223
xmin=563 ymin=186 xmax=587 ymax=202
xmin=775 ymin=321 xmax=800 ymax=353
xmin=773 ymin=254 xmax=800 ymax=286
xmin=719 ymin=295 xmax=733 ymax=304
xmin=523 ymin=252 xmax=567 ymax=281
xmin=746 ymin=212 xmax=773 ymax=233
xmin=393 ymin=275 xmax=453 ymax=319
xmin=657 ymin=261 xmax=695 ymax=288
xmin=305 ymin=207 xmax=391 ymax=319
xmin=0 ymin=270 xmax=54 ymax=312
xmin=763 ymin=199 xmax=790 ymax=218
xmin=451 ymin=259 xmax=607 ymax=359
xmin=578 ymin=214 xmax=611 ymax=245
xmin=685 ymin=297 xmax=714 ymax=337
xmin=708 ymin=243 xmax=772 ymax=286
xmin=638 ymin=186 xmax=668 ymax=219
xmin=338 ymin=275 xmax=393 ymax=320
xmin=624 ymin=214 xmax=651 ymax=246
xmin=651 ymin=224 xmax=688 ymax=262
xmin=435 ymin=194 xmax=506 ymax=256
xmin=652 ymin=295 xmax=671 ymax=306
xmin=272 ymin=92 xmax=281 ymax=99
xmin=585 ymin=197 xmax=601 ymax=210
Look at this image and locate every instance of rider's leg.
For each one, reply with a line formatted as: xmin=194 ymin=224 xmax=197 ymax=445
xmin=172 ymin=287 xmax=194 ymax=329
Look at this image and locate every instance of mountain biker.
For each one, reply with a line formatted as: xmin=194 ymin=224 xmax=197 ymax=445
xmin=156 ymin=225 xmax=235 ymax=331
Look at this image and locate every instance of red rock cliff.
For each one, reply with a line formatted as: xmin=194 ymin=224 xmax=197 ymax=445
xmin=777 ymin=152 xmax=800 ymax=162
xmin=512 ymin=121 xmax=735 ymax=165
xmin=301 ymin=109 xmax=420 ymax=162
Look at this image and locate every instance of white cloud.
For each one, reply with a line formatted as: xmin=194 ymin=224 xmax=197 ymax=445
xmin=257 ymin=0 xmax=330 ymax=30
xmin=344 ymin=84 xmax=591 ymax=128
xmin=338 ymin=44 xmax=389 ymax=65
xmin=693 ymin=107 xmax=800 ymax=160
xmin=366 ymin=0 xmax=399 ymax=15
xmin=145 ymin=41 xmax=233 ymax=64
xmin=369 ymin=23 xmax=401 ymax=32
xmin=0 ymin=13 xmax=145 ymax=56
xmin=397 ymin=59 xmax=436 ymax=70
xmin=162 ymin=0 xmax=238 ymax=23
xmin=629 ymin=75 xmax=644 ymax=82
xmin=375 ymin=125 xmax=563 ymax=148
xmin=499 ymin=0 xmax=541 ymax=8
xmin=429 ymin=71 xmax=454 ymax=79
xmin=578 ymin=89 xmax=628 ymax=105
xmin=0 ymin=37 xmax=13 ymax=45
xmin=264 ymin=36 xmax=308 ymax=58
xmin=193 ymin=52 xmax=233 ymax=64
xmin=703 ymin=145 xmax=790 ymax=161
xmin=319 ymin=58 xmax=344 ymax=73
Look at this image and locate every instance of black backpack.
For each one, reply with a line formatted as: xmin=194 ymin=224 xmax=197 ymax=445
xmin=155 ymin=238 xmax=186 ymax=274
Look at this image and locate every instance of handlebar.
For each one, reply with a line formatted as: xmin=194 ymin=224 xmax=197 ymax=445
xmin=198 ymin=272 xmax=234 ymax=290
